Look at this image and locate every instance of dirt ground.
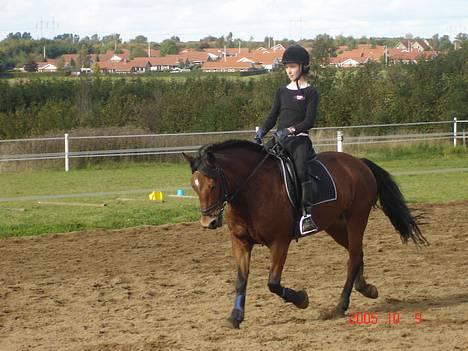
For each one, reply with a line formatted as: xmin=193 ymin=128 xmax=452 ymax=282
xmin=1 ymin=201 xmax=467 ymax=351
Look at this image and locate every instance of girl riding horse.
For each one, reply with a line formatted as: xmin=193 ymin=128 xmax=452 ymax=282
xmin=256 ymin=45 xmax=319 ymax=235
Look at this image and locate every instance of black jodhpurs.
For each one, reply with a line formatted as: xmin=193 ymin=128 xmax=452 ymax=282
xmin=282 ymin=136 xmax=315 ymax=183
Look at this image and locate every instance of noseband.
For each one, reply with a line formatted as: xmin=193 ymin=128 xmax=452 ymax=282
xmin=197 ymin=164 xmax=230 ymax=217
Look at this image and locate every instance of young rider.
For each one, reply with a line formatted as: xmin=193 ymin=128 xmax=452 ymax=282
xmin=255 ymin=44 xmax=319 ymax=235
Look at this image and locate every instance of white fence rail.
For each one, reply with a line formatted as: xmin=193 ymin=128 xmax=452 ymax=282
xmin=1 ymin=118 xmax=466 ymax=172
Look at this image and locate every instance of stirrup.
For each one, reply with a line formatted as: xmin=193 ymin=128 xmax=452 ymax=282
xmin=299 ymin=214 xmax=318 ymax=235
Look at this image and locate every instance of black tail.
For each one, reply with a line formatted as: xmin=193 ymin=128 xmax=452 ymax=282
xmin=361 ymin=158 xmax=429 ymax=246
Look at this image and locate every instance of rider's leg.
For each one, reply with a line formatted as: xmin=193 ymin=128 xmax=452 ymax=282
xmin=284 ymin=136 xmax=318 ymax=234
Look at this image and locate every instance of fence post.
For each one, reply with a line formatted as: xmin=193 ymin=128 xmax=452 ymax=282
xmin=453 ymin=117 xmax=457 ymax=147
xmin=64 ymin=133 xmax=69 ymax=172
xmin=337 ymin=130 xmax=343 ymax=152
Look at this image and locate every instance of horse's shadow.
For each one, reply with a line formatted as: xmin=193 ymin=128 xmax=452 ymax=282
xmin=363 ymin=292 xmax=468 ymax=312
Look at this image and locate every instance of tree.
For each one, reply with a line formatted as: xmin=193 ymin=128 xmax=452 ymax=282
xmin=439 ymin=35 xmax=452 ymax=51
xmin=56 ymin=56 xmax=65 ymax=70
xmin=92 ymin=63 xmax=101 ymax=76
xmin=197 ymin=41 xmax=210 ymax=50
xmin=77 ymin=47 xmax=90 ymax=68
xmin=226 ymin=32 xmax=234 ymax=47
xmin=311 ymin=34 xmax=336 ymax=65
xmin=0 ymin=52 xmax=7 ymax=72
xmin=129 ymin=47 xmax=147 ymax=59
xmin=102 ymin=33 xmax=121 ymax=43
xmin=430 ymin=34 xmax=440 ymax=50
xmin=6 ymin=32 xmax=22 ymax=40
xmin=130 ymin=35 xmax=148 ymax=44
xmin=160 ymin=39 xmax=178 ymax=56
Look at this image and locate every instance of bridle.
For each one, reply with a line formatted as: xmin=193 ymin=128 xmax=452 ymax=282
xmin=196 ymin=151 xmax=271 ymax=217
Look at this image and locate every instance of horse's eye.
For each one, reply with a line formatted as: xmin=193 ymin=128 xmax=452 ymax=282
xmin=210 ymin=185 xmax=216 ymax=191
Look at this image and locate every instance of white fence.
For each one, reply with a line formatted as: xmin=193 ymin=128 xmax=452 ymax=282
xmin=0 ymin=118 xmax=466 ymax=172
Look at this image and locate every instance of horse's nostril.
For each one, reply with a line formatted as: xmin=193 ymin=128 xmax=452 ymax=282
xmin=208 ymin=218 xmax=218 ymax=229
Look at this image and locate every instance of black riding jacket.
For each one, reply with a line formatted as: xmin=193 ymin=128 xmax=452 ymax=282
xmin=261 ymin=86 xmax=319 ymax=134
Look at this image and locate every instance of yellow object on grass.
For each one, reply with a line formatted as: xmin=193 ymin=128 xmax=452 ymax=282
xmin=149 ymin=191 xmax=164 ymax=202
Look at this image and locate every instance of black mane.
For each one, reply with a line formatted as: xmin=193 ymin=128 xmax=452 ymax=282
xmin=202 ymin=139 xmax=264 ymax=155
xmin=190 ymin=139 xmax=264 ymax=173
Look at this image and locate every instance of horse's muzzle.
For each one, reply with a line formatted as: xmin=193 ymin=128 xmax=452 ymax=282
xmin=200 ymin=214 xmax=223 ymax=229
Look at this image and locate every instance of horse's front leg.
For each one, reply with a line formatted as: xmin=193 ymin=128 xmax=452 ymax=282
xmin=226 ymin=234 xmax=253 ymax=329
xmin=267 ymin=240 xmax=309 ymax=309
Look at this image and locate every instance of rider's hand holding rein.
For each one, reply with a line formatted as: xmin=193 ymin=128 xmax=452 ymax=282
xmin=255 ymin=127 xmax=266 ymax=144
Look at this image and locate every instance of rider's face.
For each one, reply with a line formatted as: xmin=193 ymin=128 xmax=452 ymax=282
xmin=285 ymin=63 xmax=301 ymax=81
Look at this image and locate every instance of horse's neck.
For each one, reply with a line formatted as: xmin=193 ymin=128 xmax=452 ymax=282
xmin=217 ymin=149 xmax=276 ymax=194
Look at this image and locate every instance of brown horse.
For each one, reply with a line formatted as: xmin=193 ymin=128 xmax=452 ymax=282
xmin=183 ymin=139 xmax=428 ymax=329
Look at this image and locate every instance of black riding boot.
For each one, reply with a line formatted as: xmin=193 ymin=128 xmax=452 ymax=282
xmin=300 ymin=181 xmax=318 ymax=235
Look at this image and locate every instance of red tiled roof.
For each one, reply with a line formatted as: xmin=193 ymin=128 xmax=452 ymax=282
xmin=203 ymin=48 xmax=250 ymax=56
xmin=145 ymin=55 xmax=183 ymax=65
xmin=201 ymin=58 xmax=257 ymax=70
xmin=387 ymin=48 xmax=438 ymax=61
xmin=177 ymin=49 xmax=210 ymax=62
xmin=97 ymin=61 xmax=133 ymax=72
xmin=237 ymin=51 xmax=282 ymax=65
xmin=329 ymin=45 xmax=385 ymax=65
xmin=127 ymin=57 xmax=152 ymax=67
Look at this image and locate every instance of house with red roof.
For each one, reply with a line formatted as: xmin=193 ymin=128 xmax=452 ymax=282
xmin=37 ymin=60 xmax=58 ymax=72
xmin=386 ymin=48 xmax=439 ymax=64
xmin=236 ymin=51 xmax=282 ymax=71
xmin=329 ymin=44 xmax=385 ymax=67
xmin=201 ymin=57 xmax=260 ymax=72
xmin=395 ymin=39 xmax=432 ymax=52
xmin=328 ymin=43 xmax=438 ymax=67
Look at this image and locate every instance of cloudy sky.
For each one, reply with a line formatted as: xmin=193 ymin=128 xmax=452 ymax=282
xmin=1 ymin=0 xmax=467 ymax=42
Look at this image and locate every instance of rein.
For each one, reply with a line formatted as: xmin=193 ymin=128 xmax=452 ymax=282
xmin=198 ymin=150 xmax=271 ymax=216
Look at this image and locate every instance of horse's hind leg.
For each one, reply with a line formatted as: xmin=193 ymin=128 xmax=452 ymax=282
xmin=326 ymin=218 xmax=379 ymax=301
xmin=321 ymin=211 xmax=370 ymax=319
xmin=354 ymin=261 xmax=378 ymax=299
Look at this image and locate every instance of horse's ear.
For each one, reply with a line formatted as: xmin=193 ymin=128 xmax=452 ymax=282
xmin=182 ymin=152 xmax=194 ymax=164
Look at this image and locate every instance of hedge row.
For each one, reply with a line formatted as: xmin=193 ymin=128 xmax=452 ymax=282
xmin=0 ymin=47 xmax=466 ymax=139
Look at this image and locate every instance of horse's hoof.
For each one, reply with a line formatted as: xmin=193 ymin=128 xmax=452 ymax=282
xmin=294 ymin=290 xmax=309 ymax=309
xmin=357 ymin=284 xmax=379 ymax=299
xmin=225 ymin=317 xmax=241 ymax=329
xmin=319 ymin=307 xmax=346 ymax=320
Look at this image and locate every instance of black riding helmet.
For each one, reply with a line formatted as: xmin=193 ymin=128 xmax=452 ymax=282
xmin=282 ymin=45 xmax=310 ymax=75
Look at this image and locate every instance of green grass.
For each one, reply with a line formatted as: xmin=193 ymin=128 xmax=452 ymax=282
xmin=0 ymin=145 xmax=466 ymax=238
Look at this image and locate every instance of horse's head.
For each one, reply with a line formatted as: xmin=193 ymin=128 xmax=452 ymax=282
xmin=183 ymin=151 xmax=226 ymax=229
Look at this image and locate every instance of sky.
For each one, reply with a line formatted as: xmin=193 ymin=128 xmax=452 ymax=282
xmin=1 ymin=0 xmax=467 ymax=42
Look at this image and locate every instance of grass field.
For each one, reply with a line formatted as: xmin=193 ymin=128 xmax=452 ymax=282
xmin=1 ymin=145 xmax=466 ymax=238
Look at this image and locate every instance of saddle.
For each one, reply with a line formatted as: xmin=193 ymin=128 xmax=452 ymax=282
xmin=266 ymin=142 xmax=337 ymax=211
